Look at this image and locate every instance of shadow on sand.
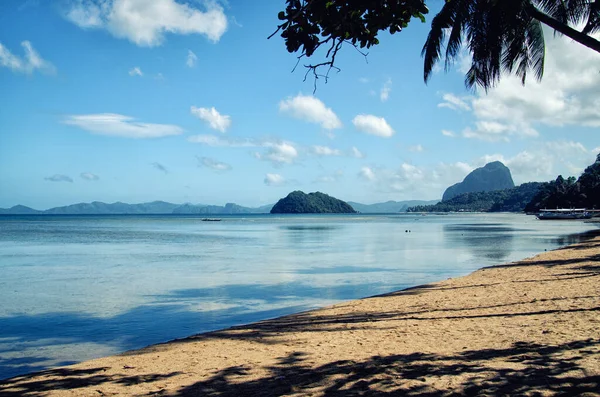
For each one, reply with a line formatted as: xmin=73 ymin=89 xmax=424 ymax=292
xmin=2 ymin=339 xmax=598 ymax=396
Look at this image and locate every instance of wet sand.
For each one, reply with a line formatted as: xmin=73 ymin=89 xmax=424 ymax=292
xmin=2 ymin=236 xmax=599 ymax=396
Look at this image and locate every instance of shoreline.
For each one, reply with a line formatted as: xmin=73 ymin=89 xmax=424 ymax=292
xmin=2 ymin=236 xmax=600 ymax=396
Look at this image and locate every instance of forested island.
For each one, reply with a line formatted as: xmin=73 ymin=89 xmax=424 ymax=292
xmin=270 ymin=191 xmax=356 ymax=214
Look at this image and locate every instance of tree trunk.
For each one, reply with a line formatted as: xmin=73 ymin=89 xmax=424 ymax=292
xmin=527 ymin=4 xmax=600 ymax=53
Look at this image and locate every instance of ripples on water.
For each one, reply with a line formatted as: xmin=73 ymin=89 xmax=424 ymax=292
xmin=0 ymin=213 xmax=597 ymax=379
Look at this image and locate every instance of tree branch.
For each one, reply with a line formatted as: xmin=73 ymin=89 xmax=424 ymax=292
xmin=527 ymin=4 xmax=600 ymax=53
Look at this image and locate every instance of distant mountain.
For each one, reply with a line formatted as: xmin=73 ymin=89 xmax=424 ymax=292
xmin=442 ymin=161 xmax=515 ymax=201
xmin=43 ymin=201 xmax=180 ymax=215
xmin=348 ymin=200 xmax=440 ymax=213
xmin=408 ymin=182 xmax=544 ymax=213
xmin=0 ymin=201 xmax=273 ymax=215
xmin=271 ymin=191 xmax=356 ymax=214
xmin=0 ymin=205 xmax=42 ymax=215
xmin=172 ymin=202 xmax=273 ymax=214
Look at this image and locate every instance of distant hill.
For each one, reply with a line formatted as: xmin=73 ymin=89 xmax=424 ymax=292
xmin=348 ymin=200 xmax=439 ymax=213
xmin=0 ymin=201 xmax=274 ymax=215
xmin=408 ymin=182 xmax=544 ymax=213
xmin=271 ymin=191 xmax=356 ymax=214
xmin=443 ymin=161 xmax=515 ymax=201
xmin=0 ymin=205 xmax=42 ymax=215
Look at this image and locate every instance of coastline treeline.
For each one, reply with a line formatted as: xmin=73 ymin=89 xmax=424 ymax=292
xmin=408 ymin=153 xmax=600 ymax=213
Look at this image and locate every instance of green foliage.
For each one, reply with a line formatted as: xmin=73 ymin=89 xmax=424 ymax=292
xmin=274 ymin=0 xmax=600 ymax=90
xmin=408 ymin=182 xmax=545 ymax=213
xmin=525 ymin=153 xmax=600 ymax=211
xmin=271 ymin=191 xmax=357 ymax=213
xmin=272 ymin=0 xmax=428 ymax=81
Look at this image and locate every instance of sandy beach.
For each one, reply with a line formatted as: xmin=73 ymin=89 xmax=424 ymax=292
xmin=1 ymin=235 xmax=599 ymax=396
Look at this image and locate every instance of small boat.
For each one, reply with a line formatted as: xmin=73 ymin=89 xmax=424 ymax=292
xmin=536 ymin=209 xmax=592 ymax=220
xmin=201 ymin=218 xmax=221 ymax=222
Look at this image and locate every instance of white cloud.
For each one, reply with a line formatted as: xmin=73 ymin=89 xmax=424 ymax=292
xmin=255 ymin=141 xmax=298 ymax=165
xmin=444 ymin=29 xmax=600 ymax=142
xmin=0 ymin=40 xmax=55 ymax=74
xmin=264 ymin=173 xmax=286 ymax=186
xmin=351 ymin=146 xmax=365 ymax=158
xmin=128 ymin=66 xmax=143 ymax=76
xmin=186 ymin=49 xmax=197 ymax=68
xmin=279 ymin=94 xmax=342 ymax=130
xmin=45 ymin=174 xmax=73 ymax=183
xmin=197 ymin=156 xmax=231 ymax=171
xmin=438 ymin=93 xmax=471 ymax=111
xmin=358 ymin=166 xmax=377 ymax=181
xmin=188 ymin=134 xmax=253 ymax=147
xmin=64 ymin=113 xmax=183 ymax=138
xmin=352 ymin=114 xmax=394 ymax=138
xmin=441 ymin=129 xmax=456 ymax=137
xmin=358 ymin=77 xmax=369 ymax=84
xmin=409 ymin=144 xmax=424 ymax=152
xmin=65 ymin=0 xmax=228 ymax=46
xmin=152 ymin=162 xmax=168 ymax=173
xmin=190 ymin=106 xmax=231 ymax=133
xmin=380 ymin=78 xmax=392 ymax=102
xmin=80 ymin=172 xmax=99 ymax=181
xmin=190 ymin=136 xmax=299 ymax=166
xmin=312 ymin=145 xmax=341 ymax=156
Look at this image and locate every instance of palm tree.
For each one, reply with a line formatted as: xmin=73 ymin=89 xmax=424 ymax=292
xmin=423 ymin=0 xmax=600 ymax=90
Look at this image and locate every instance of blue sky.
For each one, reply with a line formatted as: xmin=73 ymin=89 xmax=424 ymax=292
xmin=1 ymin=0 xmax=599 ymax=209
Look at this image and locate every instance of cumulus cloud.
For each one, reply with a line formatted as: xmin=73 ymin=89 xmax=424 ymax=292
xmin=65 ymin=0 xmax=228 ymax=46
xmin=380 ymin=78 xmax=392 ymax=102
xmin=190 ymin=106 xmax=231 ymax=133
xmin=441 ymin=29 xmax=600 ymax=142
xmin=351 ymin=146 xmax=365 ymax=158
xmin=279 ymin=94 xmax=342 ymax=130
xmin=44 ymin=174 xmax=73 ymax=183
xmin=186 ymin=49 xmax=197 ymax=67
xmin=441 ymin=129 xmax=456 ymax=137
xmin=352 ymin=114 xmax=394 ymax=137
xmin=312 ymin=145 xmax=341 ymax=156
xmin=128 ymin=66 xmax=143 ymax=76
xmin=196 ymin=156 xmax=231 ymax=171
xmin=80 ymin=172 xmax=99 ymax=181
xmin=314 ymin=170 xmax=343 ymax=184
xmin=0 ymin=40 xmax=55 ymax=74
xmin=64 ymin=113 xmax=183 ymax=138
xmin=255 ymin=141 xmax=298 ymax=165
xmin=358 ymin=166 xmax=377 ymax=181
xmin=151 ymin=162 xmax=168 ymax=173
xmin=409 ymin=144 xmax=424 ymax=152
xmin=264 ymin=173 xmax=286 ymax=186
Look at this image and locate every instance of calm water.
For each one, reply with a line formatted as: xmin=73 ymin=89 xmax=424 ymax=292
xmin=0 ymin=213 xmax=598 ymax=379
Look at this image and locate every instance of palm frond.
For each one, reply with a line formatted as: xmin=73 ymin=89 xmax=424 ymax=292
xmin=422 ymin=1 xmax=457 ymax=83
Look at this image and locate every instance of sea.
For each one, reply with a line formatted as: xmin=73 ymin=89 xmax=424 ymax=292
xmin=0 ymin=213 xmax=598 ymax=380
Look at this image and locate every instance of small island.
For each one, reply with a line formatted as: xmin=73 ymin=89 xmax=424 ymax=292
xmin=270 ymin=191 xmax=357 ymax=214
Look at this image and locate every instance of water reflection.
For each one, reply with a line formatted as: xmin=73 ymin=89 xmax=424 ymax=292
xmin=443 ymin=223 xmax=519 ymax=262
xmin=280 ymin=224 xmax=339 ymax=245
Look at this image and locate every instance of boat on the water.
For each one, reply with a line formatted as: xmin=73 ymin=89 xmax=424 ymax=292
xmin=536 ymin=208 xmax=593 ymax=220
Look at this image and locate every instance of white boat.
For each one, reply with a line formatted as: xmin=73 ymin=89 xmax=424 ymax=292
xmin=536 ymin=208 xmax=593 ymax=220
